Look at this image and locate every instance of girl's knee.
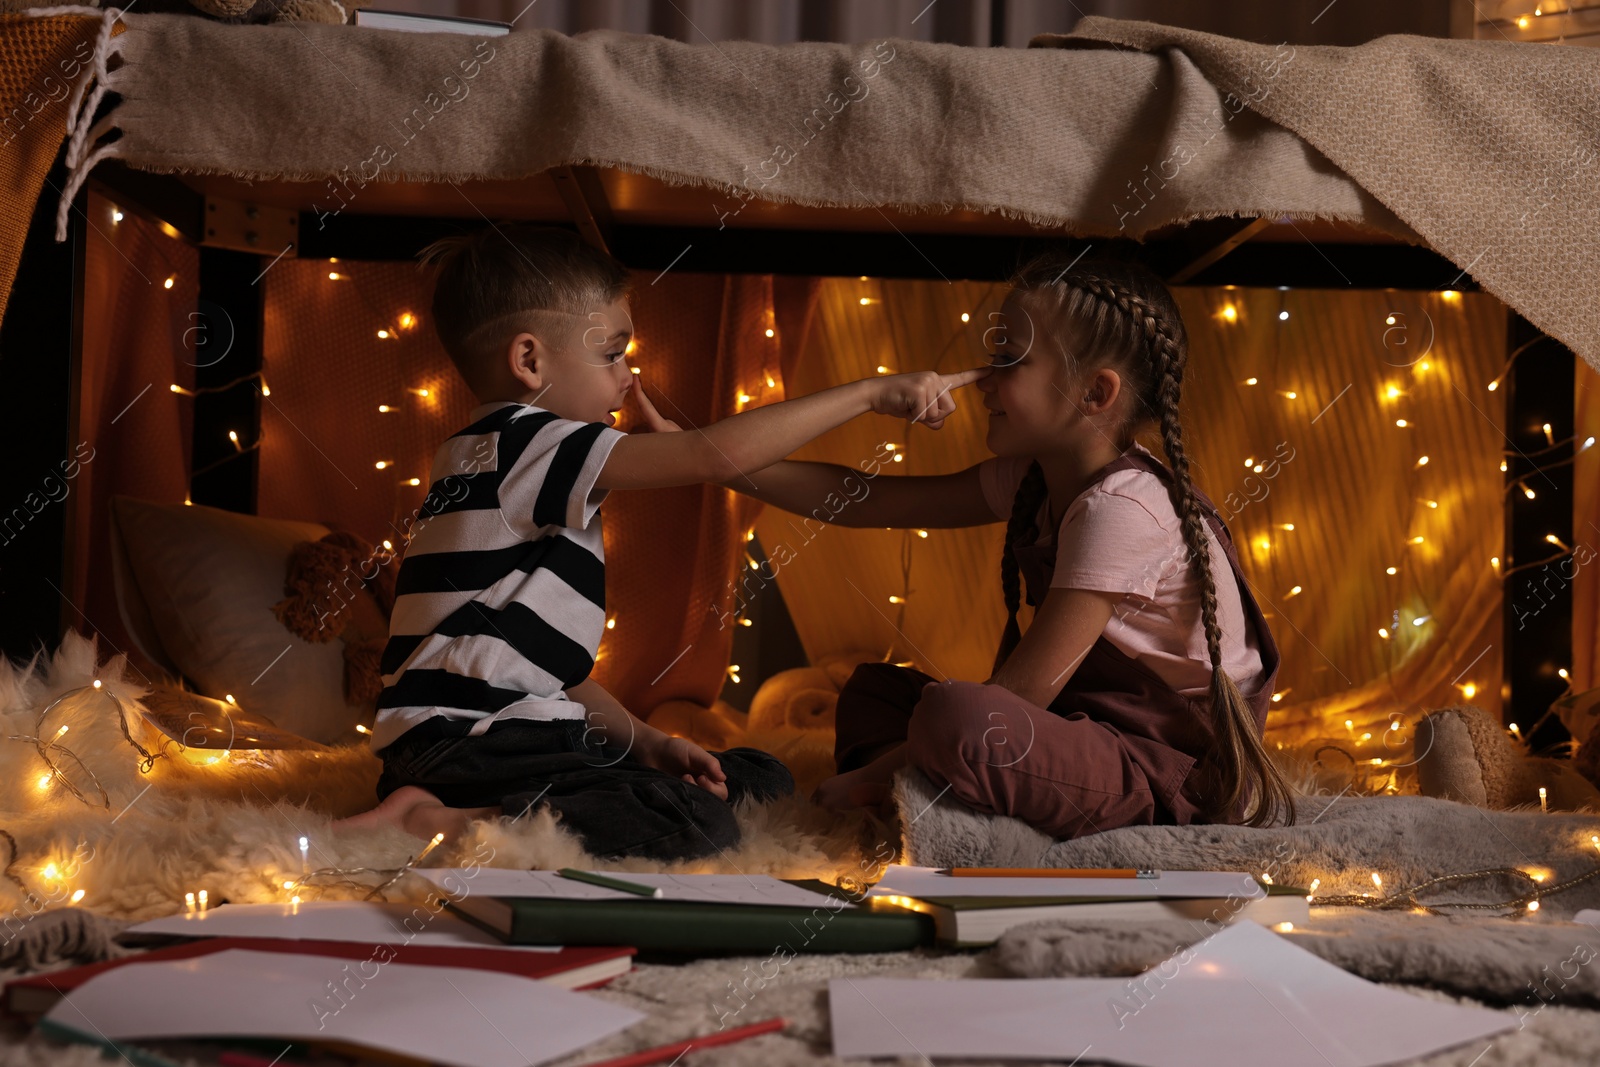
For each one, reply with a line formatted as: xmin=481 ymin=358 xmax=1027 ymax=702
xmin=906 ymin=681 xmax=1003 ymax=767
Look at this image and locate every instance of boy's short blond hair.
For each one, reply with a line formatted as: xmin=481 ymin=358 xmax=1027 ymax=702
xmin=417 ymin=225 xmax=632 ymax=398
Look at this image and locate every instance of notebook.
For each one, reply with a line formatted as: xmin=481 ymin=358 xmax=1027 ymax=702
xmin=867 ymin=866 xmax=1311 ymax=947
xmin=5 ymin=937 xmax=633 ymax=1018
xmin=444 ymin=879 xmax=935 ymax=954
xmin=885 ymin=884 xmax=1312 ymax=947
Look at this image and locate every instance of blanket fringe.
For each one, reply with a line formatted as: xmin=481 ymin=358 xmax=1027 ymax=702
xmin=54 ymin=5 xmax=126 ymax=243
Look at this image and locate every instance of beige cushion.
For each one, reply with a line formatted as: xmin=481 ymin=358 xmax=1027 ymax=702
xmin=109 ymin=497 xmax=384 ymax=746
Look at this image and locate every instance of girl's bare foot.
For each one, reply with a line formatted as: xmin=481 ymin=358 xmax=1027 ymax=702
xmin=332 ymin=786 xmax=500 ymax=842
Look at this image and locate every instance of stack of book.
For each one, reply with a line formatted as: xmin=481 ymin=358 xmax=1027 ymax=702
xmin=9 ymin=866 xmax=1312 ymax=1064
xmin=863 ymin=865 xmax=1313 ymax=948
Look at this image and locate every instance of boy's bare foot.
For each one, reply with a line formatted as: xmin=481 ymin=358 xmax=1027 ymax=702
xmin=332 ymin=785 xmax=500 ymax=843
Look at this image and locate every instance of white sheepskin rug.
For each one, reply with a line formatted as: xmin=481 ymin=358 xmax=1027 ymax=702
xmin=0 ymin=633 xmax=894 ymax=926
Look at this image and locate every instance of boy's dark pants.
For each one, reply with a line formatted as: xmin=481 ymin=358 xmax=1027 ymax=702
xmin=375 ymin=717 xmax=793 ymax=861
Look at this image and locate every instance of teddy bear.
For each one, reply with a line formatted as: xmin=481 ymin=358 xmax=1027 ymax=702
xmin=1414 ymin=698 xmax=1600 ymax=812
xmin=637 ymin=651 xmax=893 ymax=796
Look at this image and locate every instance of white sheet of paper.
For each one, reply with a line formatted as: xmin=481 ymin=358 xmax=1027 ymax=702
xmin=830 ymin=919 xmax=1512 ymax=1066
xmin=44 ymin=948 xmax=642 ymax=1067
xmin=868 ymin=865 xmax=1265 ymax=900
xmin=124 ymin=901 xmax=561 ymax=951
xmin=412 ymin=868 xmax=849 ymax=908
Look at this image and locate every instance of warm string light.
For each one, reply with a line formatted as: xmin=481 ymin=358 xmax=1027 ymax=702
xmin=5 ymin=682 xmax=164 ymax=808
xmin=1311 ymin=861 xmax=1600 ymax=915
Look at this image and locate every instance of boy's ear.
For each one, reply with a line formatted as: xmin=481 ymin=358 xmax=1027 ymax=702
xmin=506 ymin=332 xmax=543 ymax=392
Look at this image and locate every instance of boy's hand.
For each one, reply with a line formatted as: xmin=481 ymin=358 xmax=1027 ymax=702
xmin=627 ymin=376 xmax=683 ymax=432
xmin=870 ymin=367 xmax=990 ymax=430
xmin=640 ymin=733 xmax=730 ymax=801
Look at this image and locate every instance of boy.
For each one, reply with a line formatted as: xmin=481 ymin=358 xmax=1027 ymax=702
xmin=336 ymin=225 xmax=986 ymax=860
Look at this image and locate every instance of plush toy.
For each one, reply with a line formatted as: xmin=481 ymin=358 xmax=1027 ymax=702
xmin=742 ymin=651 xmax=897 ymax=794
xmin=1415 ymin=702 xmax=1600 ymax=812
xmin=272 ymin=531 xmax=394 ymax=706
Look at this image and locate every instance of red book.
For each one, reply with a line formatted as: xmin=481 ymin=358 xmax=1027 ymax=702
xmin=3 ymin=937 xmax=634 ymax=1018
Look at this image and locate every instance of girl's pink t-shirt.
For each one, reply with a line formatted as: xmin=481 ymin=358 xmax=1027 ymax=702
xmin=978 ymin=442 xmax=1267 ymax=699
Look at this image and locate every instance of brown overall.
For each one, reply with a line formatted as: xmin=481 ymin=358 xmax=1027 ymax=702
xmin=833 ymin=448 xmax=1281 ymax=839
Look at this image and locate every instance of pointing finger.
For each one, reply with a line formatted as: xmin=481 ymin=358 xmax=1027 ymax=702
xmin=941 ymin=366 xmax=993 ymax=389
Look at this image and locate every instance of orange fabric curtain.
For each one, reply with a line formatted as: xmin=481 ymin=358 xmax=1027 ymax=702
xmin=759 ymin=278 xmax=1510 ymax=746
xmin=68 ymin=190 xmax=197 ymax=671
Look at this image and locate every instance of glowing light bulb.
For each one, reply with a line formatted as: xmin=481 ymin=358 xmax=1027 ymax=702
xmin=1461 ymin=682 xmax=1477 ymax=699
xmin=1278 ymin=310 xmax=1289 ymax=321
xmin=112 ymin=208 xmax=123 ymax=222
xmin=917 ymin=529 xmax=929 ymax=538
xmin=163 ymin=276 xmax=175 ymax=289
xmin=1488 ymin=379 xmax=1500 ymax=392
xmin=327 ymin=272 xmax=343 ymax=281
xmin=1524 ymin=485 xmax=1536 ymax=499
xmin=406 ymin=478 xmax=422 ymax=487
xmin=1278 ymin=523 xmax=1295 ymax=531
xmin=70 ymin=890 xmax=84 ymax=904
xmin=377 ymin=329 xmax=390 ymax=339
xmin=381 ymin=540 xmax=393 ymax=551
xmin=1378 ymin=628 xmax=1390 ymax=640
xmin=378 ymin=404 xmax=392 ymax=413
xmin=1385 ymin=315 xmax=1396 ymax=325
xmin=1415 ymin=455 xmax=1429 ymax=467
xmin=36 ymin=774 xmax=51 ymax=790
xmin=888 ymin=595 xmax=905 ymax=604
xmin=1285 ymin=585 xmax=1302 ymax=596
xmin=961 ymin=313 xmax=971 ymax=323
xmin=1386 ymin=385 xmax=1401 ymax=399
xmin=764 ymin=328 xmax=774 ymax=338
xmin=375 ymin=460 xmax=390 ymax=470
xmin=1418 ymin=360 xmax=1431 ymax=371
xmin=1244 ymin=377 xmax=1258 ymax=386
xmin=1386 ymin=567 xmax=1397 ymax=575
xmin=893 ymin=454 xmax=904 ymax=463
xmin=1372 ymin=872 xmax=1383 ymax=889
xmin=606 ymin=617 xmax=616 ymax=630
xmin=859 ymin=297 xmax=872 ymax=306
xmin=1412 ymin=615 xmax=1430 ymax=626
xmin=876 ymin=365 xmax=889 ymax=374
xmin=1396 ymin=419 xmax=1409 ymax=428
xmin=1559 ymin=667 xmax=1570 ymax=680
xmin=398 ymin=312 xmax=416 ymax=330
xmin=170 ymin=384 xmax=194 ymax=396
xmin=1221 ymin=305 xmax=1237 ymax=322
xmin=410 ymin=388 xmax=431 ymax=398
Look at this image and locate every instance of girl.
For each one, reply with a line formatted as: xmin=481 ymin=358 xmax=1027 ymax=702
xmin=733 ymin=252 xmax=1296 ymax=835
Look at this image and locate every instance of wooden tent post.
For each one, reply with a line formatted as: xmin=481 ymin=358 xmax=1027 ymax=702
xmin=187 ymin=247 xmax=263 ymax=514
xmin=1501 ymin=312 xmax=1576 ymax=753
xmin=0 ymin=148 xmax=83 ymax=657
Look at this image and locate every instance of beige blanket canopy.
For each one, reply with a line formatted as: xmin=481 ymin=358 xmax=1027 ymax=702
xmin=56 ymin=10 xmax=1600 ymax=367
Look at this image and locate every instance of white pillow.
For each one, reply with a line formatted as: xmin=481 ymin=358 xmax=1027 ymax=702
xmin=109 ymin=497 xmax=383 ymax=745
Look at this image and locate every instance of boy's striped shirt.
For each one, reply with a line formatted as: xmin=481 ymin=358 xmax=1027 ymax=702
xmin=369 ymin=401 xmax=626 ymax=754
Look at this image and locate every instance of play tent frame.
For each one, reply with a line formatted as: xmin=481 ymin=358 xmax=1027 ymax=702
xmin=0 ymin=9 xmax=1583 ymax=736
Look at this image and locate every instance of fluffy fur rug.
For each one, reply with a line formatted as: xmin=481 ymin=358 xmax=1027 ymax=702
xmin=0 ymin=634 xmax=892 ymax=930
xmin=895 ymin=768 xmax=1600 ymax=920
xmin=6 ymin=635 xmax=1600 ymax=1065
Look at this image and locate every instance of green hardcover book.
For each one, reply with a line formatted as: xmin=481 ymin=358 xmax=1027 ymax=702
xmin=444 ymin=879 xmax=935 ymax=954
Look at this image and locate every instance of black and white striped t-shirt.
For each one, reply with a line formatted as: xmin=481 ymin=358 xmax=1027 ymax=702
xmin=370 ymin=402 xmax=626 ymax=754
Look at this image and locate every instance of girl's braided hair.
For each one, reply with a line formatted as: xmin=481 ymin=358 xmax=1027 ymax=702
xmin=991 ymin=250 xmax=1295 ymax=829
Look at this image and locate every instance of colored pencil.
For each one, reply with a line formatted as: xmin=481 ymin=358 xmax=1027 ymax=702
xmin=936 ymin=867 xmax=1158 ymax=878
xmin=577 ymin=1017 xmax=786 ymax=1067
xmin=557 ymin=868 xmax=665 ymax=898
